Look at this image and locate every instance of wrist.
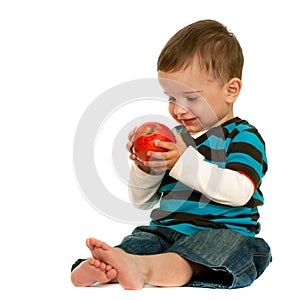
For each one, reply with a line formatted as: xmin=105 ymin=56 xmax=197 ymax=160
xmin=137 ymin=162 xmax=165 ymax=176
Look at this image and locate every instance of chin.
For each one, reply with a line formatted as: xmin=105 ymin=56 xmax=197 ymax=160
xmin=185 ymin=125 xmax=203 ymax=134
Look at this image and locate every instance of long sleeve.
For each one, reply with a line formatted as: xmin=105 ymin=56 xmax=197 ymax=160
xmin=128 ymin=163 xmax=164 ymax=209
xmin=169 ymin=146 xmax=255 ymax=207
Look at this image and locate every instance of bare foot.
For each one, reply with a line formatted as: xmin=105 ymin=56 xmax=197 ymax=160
xmin=87 ymin=238 xmax=147 ymax=290
xmin=86 ymin=237 xmax=102 ymax=259
xmin=71 ymin=258 xmax=118 ymax=287
xmin=86 ymin=237 xmax=116 ymax=273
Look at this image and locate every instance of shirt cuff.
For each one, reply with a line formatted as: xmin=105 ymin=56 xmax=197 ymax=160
xmin=131 ymin=162 xmax=164 ymax=187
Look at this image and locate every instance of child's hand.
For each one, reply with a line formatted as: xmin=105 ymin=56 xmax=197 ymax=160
xmin=126 ymin=127 xmax=153 ymax=174
xmin=126 ymin=127 xmax=137 ymax=160
xmin=144 ymin=130 xmax=187 ymax=173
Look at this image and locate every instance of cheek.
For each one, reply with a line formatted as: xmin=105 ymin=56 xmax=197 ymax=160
xmin=168 ymin=103 xmax=181 ymax=123
xmin=189 ymin=101 xmax=214 ymax=120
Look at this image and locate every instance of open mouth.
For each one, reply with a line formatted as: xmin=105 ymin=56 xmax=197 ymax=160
xmin=182 ymin=118 xmax=197 ymax=125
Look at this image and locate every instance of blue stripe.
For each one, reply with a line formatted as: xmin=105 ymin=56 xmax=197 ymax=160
xmin=225 ymin=122 xmax=252 ymax=133
xmin=235 ymin=123 xmax=252 ymax=131
xmin=211 ymin=216 xmax=256 ymax=225
xmin=158 ymin=182 xmax=194 ymax=193
xmin=252 ymin=191 xmax=264 ymax=204
xmin=149 ymin=222 xmax=213 ymax=236
xmin=196 ymin=135 xmax=226 ymax=150
xmin=231 ymin=131 xmax=263 ymax=149
xmin=158 ymin=199 xmax=254 ymax=217
xmin=149 ymin=222 xmax=256 ymax=237
xmin=227 ymin=152 xmax=263 ymax=178
xmin=196 ymin=136 xmax=234 ymax=153
xmin=175 ymin=127 xmax=183 ymax=134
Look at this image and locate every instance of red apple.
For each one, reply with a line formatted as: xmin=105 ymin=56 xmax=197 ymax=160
xmin=132 ymin=122 xmax=176 ymax=161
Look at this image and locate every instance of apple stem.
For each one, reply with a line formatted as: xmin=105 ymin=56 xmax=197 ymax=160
xmin=146 ymin=126 xmax=156 ymax=135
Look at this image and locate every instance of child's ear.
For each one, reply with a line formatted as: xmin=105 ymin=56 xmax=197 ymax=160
xmin=225 ymin=78 xmax=242 ymax=103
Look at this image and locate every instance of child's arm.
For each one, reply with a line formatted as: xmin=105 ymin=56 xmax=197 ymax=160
xmin=126 ymin=127 xmax=164 ymax=209
xmin=128 ymin=163 xmax=164 ymax=209
xmin=169 ymin=146 xmax=255 ymax=206
xmin=145 ymin=129 xmax=260 ymax=207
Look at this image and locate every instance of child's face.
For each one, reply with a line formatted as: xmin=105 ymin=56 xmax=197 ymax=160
xmin=158 ymin=64 xmax=236 ymax=134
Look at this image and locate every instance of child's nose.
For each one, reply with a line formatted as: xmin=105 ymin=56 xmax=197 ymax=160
xmin=173 ymin=102 xmax=188 ymax=117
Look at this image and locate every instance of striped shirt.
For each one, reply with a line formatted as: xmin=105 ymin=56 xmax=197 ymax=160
xmin=149 ymin=117 xmax=268 ymax=237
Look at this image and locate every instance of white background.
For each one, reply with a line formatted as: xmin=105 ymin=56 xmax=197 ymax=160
xmin=1 ymin=0 xmax=298 ymax=299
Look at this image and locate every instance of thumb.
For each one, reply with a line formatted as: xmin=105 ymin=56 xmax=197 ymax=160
xmin=172 ymin=129 xmax=188 ymax=155
xmin=173 ymin=128 xmax=196 ymax=148
xmin=172 ymin=129 xmax=184 ymax=144
xmin=172 ymin=129 xmax=188 ymax=147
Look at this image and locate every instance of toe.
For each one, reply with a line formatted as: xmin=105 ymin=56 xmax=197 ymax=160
xmin=100 ymin=262 xmax=107 ymax=271
xmin=94 ymin=259 xmax=101 ymax=268
xmin=106 ymin=268 xmax=118 ymax=281
xmin=106 ymin=265 xmax=112 ymax=271
xmin=99 ymin=241 xmax=111 ymax=251
xmin=86 ymin=238 xmax=96 ymax=250
xmin=88 ymin=258 xmax=95 ymax=266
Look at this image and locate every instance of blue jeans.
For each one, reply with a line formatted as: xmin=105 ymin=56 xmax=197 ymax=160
xmin=116 ymin=226 xmax=272 ymax=289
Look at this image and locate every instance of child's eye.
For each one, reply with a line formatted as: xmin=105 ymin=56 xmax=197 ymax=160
xmin=186 ymin=96 xmax=199 ymax=101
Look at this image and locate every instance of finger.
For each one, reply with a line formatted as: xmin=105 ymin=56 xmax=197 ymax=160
xmin=126 ymin=141 xmax=133 ymax=152
xmin=150 ymin=167 xmax=166 ymax=174
xmin=128 ymin=127 xmax=137 ymax=141
xmin=154 ymin=140 xmax=175 ymax=150
xmin=147 ymin=150 xmax=167 ymax=160
xmin=129 ymin=153 xmax=137 ymax=160
xmin=144 ymin=159 xmax=168 ymax=172
xmin=172 ymin=129 xmax=189 ymax=153
xmin=173 ymin=129 xmax=195 ymax=148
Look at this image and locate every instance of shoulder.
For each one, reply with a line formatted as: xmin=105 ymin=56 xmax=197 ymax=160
xmin=224 ymin=117 xmax=266 ymax=149
xmin=225 ymin=118 xmax=268 ymax=182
